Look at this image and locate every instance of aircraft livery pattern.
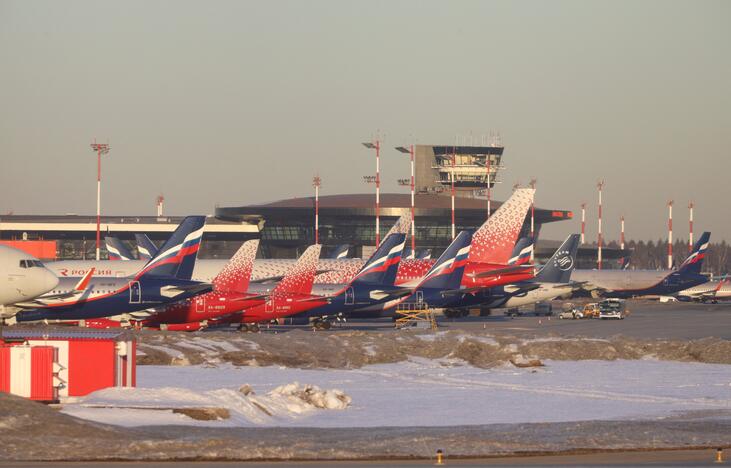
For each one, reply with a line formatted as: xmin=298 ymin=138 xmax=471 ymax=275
xmin=468 ymin=188 xmax=534 ymax=265
xmin=212 ymin=240 xmax=259 ymax=293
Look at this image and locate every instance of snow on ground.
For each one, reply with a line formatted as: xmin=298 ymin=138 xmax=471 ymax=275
xmin=61 ymin=359 xmax=731 ymax=428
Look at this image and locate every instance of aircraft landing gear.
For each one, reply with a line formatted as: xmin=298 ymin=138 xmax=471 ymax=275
xmin=238 ymin=323 xmax=260 ymax=333
xmin=312 ymin=319 xmax=332 ymax=330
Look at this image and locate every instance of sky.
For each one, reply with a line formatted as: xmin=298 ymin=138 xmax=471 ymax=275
xmin=1 ymin=0 xmax=729 ymax=242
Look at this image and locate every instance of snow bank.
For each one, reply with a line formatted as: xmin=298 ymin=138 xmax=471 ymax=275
xmin=64 ymin=382 xmax=351 ymax=427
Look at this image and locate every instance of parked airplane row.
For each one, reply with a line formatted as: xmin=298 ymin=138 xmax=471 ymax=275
xmin=0 ymin=187 xmax=717 ymax=330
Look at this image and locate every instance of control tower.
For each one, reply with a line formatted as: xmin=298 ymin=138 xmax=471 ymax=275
xmin=414 ymin=144 xmax=504 ymax=197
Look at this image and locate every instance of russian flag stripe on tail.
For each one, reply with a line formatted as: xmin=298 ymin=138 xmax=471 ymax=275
xmin=351 ymin=233 xmax=406 ymax=286
xmin=418 ymin=231 xmax=473 ymax=290
xmin=678 ymin=231 xmax=711 ymax=274
xmin=508 ymin=237 xmax=534 ymax=266
xmin=134 ymin=216 xmax=206 ymax=280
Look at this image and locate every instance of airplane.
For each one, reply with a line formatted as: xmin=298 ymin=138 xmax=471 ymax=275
xmin=135 ymin=233 xmax=158 ymax=261
xmin=480 ymin=234 xmax=582 ymax=310
xmin=11 ymin=216 xmax=213 ymax=322
xmin=105 ymin=237 xmax=135 ymax=260
xmin=676 ymin=277 xmax=731 ymax=303
xmin=134 ymin=239 xmax=265 ymax=331
xmin=571 ymin=232 xmax=711 ymax=298
xmin=0 ymin=245 xmax=58 ymax=310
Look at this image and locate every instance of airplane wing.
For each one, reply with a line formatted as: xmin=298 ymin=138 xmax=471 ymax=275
xmin=296 ymin=295 xmax=331 ymax=303
xmin=232 ymin=293 xmax=269 ymax=302
xmin=159 ymin=283 xmax=213 ymax=298
xmin=369 ymin=288 xmax=413 ymax=301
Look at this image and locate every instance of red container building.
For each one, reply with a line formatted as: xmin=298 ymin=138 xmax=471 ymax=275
xmin=0 ymin=328 xmax=135 ymax=401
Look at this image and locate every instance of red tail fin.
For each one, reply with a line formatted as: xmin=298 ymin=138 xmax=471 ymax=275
xmin=272 ymin=245 xmax=322 ymax=296
xmin=469 ymin=188 xmax=535 ymax=265
xmin=212 ymin=240 xmax=259 ymax=293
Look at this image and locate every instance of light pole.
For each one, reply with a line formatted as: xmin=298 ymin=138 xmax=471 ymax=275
xmin=451 ymin=147 xmax=456 ymax=240
xmin=688 ymin=201 xmax=694 ymax=253
xmin=486 ymin=153 xmax=493 ymax=220
xmin=313 ymin=175 xmax=321 ymax=245
xmin=362 ymin=140 xmax=381 ymax=246
xmin=90 ymin=140 xmax=110 ymax=261
xmin=597 ymin=180 xmax=604 ymax=270
xmin=395 ymin=145 xmax=416 ymax=256
xmin=668 ymin=200 xmax=674 ymax=269
xmin=580 ymin=202 xmax=586 ymax=244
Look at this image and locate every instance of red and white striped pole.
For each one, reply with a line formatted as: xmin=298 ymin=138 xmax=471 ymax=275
xmin=486 ymin=153 xmax=492 ymax=220
xmin=529 ymin=178 xmax=536 ymax=261
xmin=451 ymin=147 xmax=456 ymax=240
xmin=580 ymin=203 xmax=586 ymax=244
xmin=313 ymin=175 xmax=321 ymax=245
xmin=688 ymin=201 xmax=694 ymax=253
xmin=668 ymin=200 xmax=674 ymax=269
xmin=409 ymin=144 xmax=415 ymax=254
xmin=597 ymin=180 xmax=604 ymax=270
xmin=375 ymin=139 xmax=381 ymax=246
xmin=620 ymin=215 xmax=625 ymax=250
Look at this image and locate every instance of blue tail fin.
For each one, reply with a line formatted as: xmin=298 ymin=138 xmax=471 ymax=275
xmin=507 ymin=237 xmax=534 ymax=266
xmin=134 ymin=216 xmax=206 ymax=280
xmin=350 ymin=233 xmax=406 ymax=286
xmin=329 ymin=244 xmax=350 ymax=259
xmin=535 ymin=234 xmax=580 ymax=283
xmin=135 ymin=234 xmax=159 ymax=261
xmin=105 ymin=237 xmax=134 ymax=261
xmin=416 ymin=249 xmax=432 ymax=260
xmin=418 ymin=231 xmax=473 ymax=290
xmin=678 ymin=231 xmax=711 ymax=275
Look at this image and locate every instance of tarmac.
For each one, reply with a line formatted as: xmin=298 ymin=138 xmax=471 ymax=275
xmin=315 ymin=300 xmax=731 ymax=340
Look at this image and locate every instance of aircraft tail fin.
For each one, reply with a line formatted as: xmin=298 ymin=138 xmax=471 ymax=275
xmin=105 ymin=237 xmax=134 ymax=261
xmin=534 ymin=234 xmax=580 ymax=283
xmin=678 ymin=231 xmax=711 ymax=275
xmin=469 ymin=188 xmax=535 ymax=265
xmin=272 ymin=245 xmax=322 ymax=296
xmin=350 ymin=233 xmax=406 ymax=286
xmin=212 ymin=240 xmax=259 ymax=293
xmin=134 ymin=216 xmax=206 ymax=281
xmin=507 ymin=237 xmax=534 ymax=266
xmin=418 ymin=231 xmax=472 ymax=290
xmin=329 ymin=244 xmax=350 ymax=259
xmin=135 ymin=234 xmax=159 ymax=261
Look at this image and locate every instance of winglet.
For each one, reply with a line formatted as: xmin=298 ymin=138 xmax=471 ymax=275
xmin=74 ymin=268 xmax=95 ymax=291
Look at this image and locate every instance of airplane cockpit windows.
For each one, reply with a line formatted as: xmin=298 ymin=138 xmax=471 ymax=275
xmin=19 ymin=259 xmax=45 ymax=268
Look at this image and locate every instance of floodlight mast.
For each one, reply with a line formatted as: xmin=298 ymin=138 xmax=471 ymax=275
xmin=90 ymin=139 xmax=110 ymax=261
xmin=597 ymin=180 xmax=604 ymax=270
xmin=362 ymin=140 xmax=381 ymax=245
xmin=313 ymin=176 xmax=321 ymax=245
xmin=395 ymin=145 xmax=416 ymax=256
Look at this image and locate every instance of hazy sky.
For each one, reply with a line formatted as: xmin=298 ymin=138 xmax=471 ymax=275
xmin=1 ymin=0 xmax=729 ymax=242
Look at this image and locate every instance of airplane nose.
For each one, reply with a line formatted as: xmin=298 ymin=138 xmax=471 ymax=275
xmin=44 ymin=268 xmax=60 ymax=292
